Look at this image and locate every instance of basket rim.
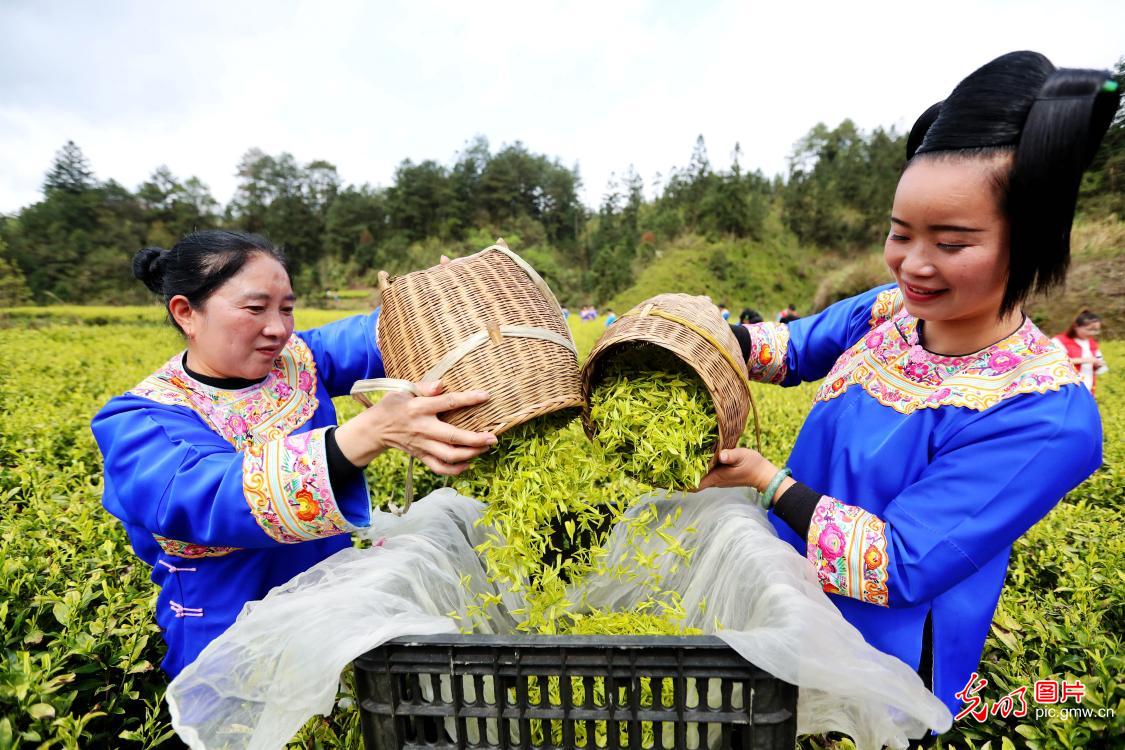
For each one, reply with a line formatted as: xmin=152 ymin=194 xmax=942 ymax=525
xmin=462 ymin=396 xmax=585 ymax=436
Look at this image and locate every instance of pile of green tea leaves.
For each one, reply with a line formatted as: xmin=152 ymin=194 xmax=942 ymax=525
xmin=452 ymin=411 xmax=646 ymax=633
xmin=451 ymin=344 xmax=719 ymax=638
xmin=451 ymin=380 xmax=713 ymax=747
xmin=588 ymin=344 xmax=719 ymax=492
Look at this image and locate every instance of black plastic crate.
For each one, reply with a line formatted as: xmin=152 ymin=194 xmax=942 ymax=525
xmin=354 ymin=634 xmax=797 ymax=749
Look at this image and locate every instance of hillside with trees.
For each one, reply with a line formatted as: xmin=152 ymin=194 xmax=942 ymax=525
xmin=0 ymin=127 xmax=901 ymax=313
xmin=2 ymin=58 xmax=1121 ymax=333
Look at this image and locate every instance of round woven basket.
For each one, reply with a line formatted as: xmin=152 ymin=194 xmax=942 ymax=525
xmin=372 ymin=239 xmax=583 ymax=435
xmin=580 ymin=293 xmax=757 ymax=468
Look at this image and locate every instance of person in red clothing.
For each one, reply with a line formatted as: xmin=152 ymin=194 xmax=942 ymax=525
xmin=1052 ymin=310 xmax=1108 ymax=393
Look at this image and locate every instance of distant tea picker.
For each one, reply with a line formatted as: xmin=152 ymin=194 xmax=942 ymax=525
xmin=712 ymin=50 xmax=1118 ymax=740
xmin=1053 ymin=309 xmax=1109 ymax=394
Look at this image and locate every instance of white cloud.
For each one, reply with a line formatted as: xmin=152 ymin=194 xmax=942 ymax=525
xmin=1 ymin=0 xmax=1122 ymax=213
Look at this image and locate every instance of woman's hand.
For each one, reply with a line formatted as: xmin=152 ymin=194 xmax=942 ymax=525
xmin=697 ymin=448 xmax=795 ymax=503
xmin=698 ymin=448 xmax=774 ymax=491
xmin=335 ymin=381 xmax=497 ymax=474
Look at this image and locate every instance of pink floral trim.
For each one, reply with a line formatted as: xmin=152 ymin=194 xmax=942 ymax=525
xmin=242 ymin=427 xmax=359 ymax=544
xmin=807 ymin=495 xmax=889 ymax=606
xmin=743 ymin=322 xmax=790 ymax=384
xmin=129 ymin=335 xmax=322 ymax=554
xmin=815 ymin=288 xmax=1081 ymax=413
xmin=153 ymin=536 xmax=237 ymax=559
xmin=129 ymin=334 xmax=319 ymax=450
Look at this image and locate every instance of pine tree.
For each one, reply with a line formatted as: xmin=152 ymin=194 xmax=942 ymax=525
xmin=42 ymin=141 xmax=95 ymax=194
xmin=688 ymin=135 xmax=710 ymax=180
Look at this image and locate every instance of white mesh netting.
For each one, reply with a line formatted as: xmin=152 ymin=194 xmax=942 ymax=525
xmin=167 ymin=488 xmax=951 ymax=749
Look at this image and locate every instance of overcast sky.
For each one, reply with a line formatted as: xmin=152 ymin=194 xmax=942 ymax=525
xmin=1 ymin=0 xmax=1122 ymax=214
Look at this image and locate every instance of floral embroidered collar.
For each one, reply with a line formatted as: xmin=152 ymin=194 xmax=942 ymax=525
xmin=129 ymin=334 xmax=320 ymax=450
xmin=816 ymin=288 xmax=1081 ymax=413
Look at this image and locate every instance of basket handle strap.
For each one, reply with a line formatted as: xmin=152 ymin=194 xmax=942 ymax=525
xmin=422 ymin=325 xmax=577 ymax=384
xmin=480 ymin=240 xmax=566 ymax=316
xmin=348 ymin=378 xmax=423 ymax=516
xmin=381 ymin=240 xmax=563 ymax=316
xmin=349 ymin=377 xmax=422 ymax=406
xmin=621 ymin=308 xmax=763 ymax=455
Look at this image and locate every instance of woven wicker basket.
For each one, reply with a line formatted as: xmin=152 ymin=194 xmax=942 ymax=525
xmin=371 ymin=239 xmax=583 ymax=435
xmin=580 ymin=293 xmax=758 ymax=469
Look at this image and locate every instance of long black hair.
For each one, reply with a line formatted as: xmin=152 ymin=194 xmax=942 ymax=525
xmin=133 ymin=230 xmax=287 ymax=332
xmin=906 ymin=51 xmax=1120 ymax=316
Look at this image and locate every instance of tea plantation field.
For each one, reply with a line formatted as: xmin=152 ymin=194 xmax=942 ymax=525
xmin=0 ymin=307 xmax=1121 ymax=749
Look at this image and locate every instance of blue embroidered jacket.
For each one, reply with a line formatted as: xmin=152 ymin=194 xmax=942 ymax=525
xmin=91 ymin=312 xmax=384 ymax=676
xmin=745 ymin=284 xmax=1101 ymax=718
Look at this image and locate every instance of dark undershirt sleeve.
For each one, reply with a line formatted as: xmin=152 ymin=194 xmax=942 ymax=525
xmin=729 ymin=323 xmax=752 ymax=362
xmin=771 ymin=481 xmax=820 ymax=540
xmin=325 ymin=427 xmax=363 ymax=486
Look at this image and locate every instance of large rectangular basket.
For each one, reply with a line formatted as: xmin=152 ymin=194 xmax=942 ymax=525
xmin=353 ymin=634 xmax=797 ymax=750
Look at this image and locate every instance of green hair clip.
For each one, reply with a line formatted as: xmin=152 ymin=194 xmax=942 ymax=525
xmin=1103 ymin=79 xmax=1119 ymax=94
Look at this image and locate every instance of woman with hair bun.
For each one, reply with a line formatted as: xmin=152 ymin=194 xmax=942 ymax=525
xmin=92 ymin=230 xmax=497 ymax=677
xmin=1053 ymin=310 xmax=1108 ymax=394
xmin=714 ymin=51 xmax=1119 ymax=735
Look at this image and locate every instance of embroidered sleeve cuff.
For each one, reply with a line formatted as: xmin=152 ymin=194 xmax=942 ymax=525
xmin=806 ymin=495 xmax=890 ymax=606
xmin=743 ymin=322 xmax=790 ymax=384
xmin=242 ymin=427 xmax=363 ymax=543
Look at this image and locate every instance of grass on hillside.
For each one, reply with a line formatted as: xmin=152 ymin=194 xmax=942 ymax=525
xmin=607 ymin=224 xmax=830 ymax=321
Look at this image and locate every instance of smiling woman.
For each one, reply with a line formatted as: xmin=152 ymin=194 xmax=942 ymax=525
xmin=713 ymin=50 xmax=1121 ymax=742
xmin=92 ymin=230 xmax=498 ymax=678
xmin=884 ymin=155 xmax=1019 ymax=356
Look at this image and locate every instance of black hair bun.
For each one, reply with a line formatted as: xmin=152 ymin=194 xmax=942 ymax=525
xmin=906 ymin=101 xmax=944 ymax=160
xmin=133 ymin=246 xmax=167 ymax=294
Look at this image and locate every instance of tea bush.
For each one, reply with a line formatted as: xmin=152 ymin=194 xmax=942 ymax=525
xmin=0 ymin=309 xmax=1121 ymax=749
